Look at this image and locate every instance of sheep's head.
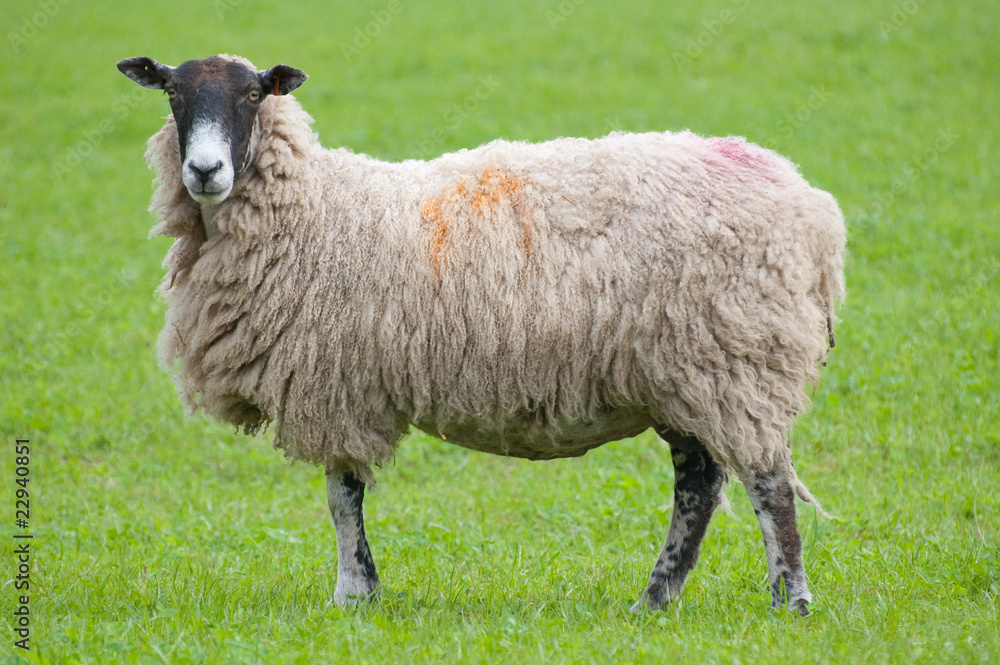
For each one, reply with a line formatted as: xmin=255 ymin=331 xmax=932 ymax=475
xmin=117 ymin=55 xmax=308 ymax=206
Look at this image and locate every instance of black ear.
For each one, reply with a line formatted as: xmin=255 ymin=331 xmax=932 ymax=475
xmin=259 ymin=64 xmax=308 ymax=97
xmin=117 ymin=57 xmax=175 ymax=89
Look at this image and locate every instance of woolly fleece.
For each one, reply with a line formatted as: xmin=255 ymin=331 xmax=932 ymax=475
xmin=145 ymin=67 xmax=845 ymax=485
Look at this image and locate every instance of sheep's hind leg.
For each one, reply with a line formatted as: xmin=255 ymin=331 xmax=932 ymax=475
xmin=631 ymin=431 xmax=725 ymax=612
xmin=743 ymin=456 xmax=812 ymax=616
xmin=326 ymin=467 xmax=380 ymax=608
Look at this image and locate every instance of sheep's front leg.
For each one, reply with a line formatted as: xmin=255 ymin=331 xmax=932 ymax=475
xmin=632 ymin=432 xmax=725 ymax=612
xmin=326 ymin=467 xmax=380 ymax=607
xmin=743 ymin=457 xmax=812 ymax=616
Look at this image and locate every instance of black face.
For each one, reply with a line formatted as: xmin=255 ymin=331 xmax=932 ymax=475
xmin=166 ymin=58 xmax=264 ymax=171
xmin=117 ymin=55 xmax=308 ymax=205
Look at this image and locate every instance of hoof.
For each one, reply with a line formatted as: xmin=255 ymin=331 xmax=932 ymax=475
xmin=334 ymin=584 xmax=380 ymax=609
xmin=630 ymin=592 xmax=670 ymax=614
xmin=772 ymin=596 xmax=810 ymax=617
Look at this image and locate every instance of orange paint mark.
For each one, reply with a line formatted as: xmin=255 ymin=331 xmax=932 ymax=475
xmin=420 ymin=195 xmax=450 ymax=268
xmin=420 ymin=167 xmax=533 ymax=269
xmin=472 ymin=168 xmax=524 ymax=216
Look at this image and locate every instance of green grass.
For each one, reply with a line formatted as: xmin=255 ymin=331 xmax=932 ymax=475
xmin=1 ymin=0 xmax=998 ymax=662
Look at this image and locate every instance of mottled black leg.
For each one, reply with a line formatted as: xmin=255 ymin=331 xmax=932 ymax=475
xmin=632 ymin=431 xmax=725 ymax=612
xmin=743 ymin=456 xmax=812 ymax=616
xmin=326 ymin=467 xmax=380 ymax=608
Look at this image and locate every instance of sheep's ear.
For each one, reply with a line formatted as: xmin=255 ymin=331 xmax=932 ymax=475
xmin=259 ymin=65 xmax=308 ymax=97
xmin=117 ymin=57 xmax=174 ymax=89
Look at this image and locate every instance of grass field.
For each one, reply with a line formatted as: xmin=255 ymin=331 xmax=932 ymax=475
xmin=1 ymin=0 xmax=998 ymax=662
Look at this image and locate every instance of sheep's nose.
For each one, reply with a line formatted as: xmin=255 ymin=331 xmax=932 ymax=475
xmin=189 ymin=161 xmax=223 ymax=185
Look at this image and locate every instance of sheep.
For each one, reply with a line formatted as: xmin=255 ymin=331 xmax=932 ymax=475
xmin=117 ymin=54 xmax=846 ymax=615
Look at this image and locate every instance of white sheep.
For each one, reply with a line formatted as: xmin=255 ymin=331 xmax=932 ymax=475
xmin=118 ymin=54 xmax=846 ymax=615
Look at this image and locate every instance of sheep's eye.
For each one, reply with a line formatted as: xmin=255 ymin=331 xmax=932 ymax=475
xmin=166 ymin=88 xmax=177 ymax=100
xmin=248 ymin=89 xmax=260 ymax=101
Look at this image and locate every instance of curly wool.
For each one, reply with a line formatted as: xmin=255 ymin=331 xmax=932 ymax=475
xmin=146 ymin=82 xmax=845 ymax=485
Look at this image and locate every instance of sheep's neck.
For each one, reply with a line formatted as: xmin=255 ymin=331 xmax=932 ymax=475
xmin=201 ymin=204 xmax=221 ymax=239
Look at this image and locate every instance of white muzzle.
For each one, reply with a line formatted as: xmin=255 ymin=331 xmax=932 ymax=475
xmin=182 ymin=121 xmax=235 ymax=206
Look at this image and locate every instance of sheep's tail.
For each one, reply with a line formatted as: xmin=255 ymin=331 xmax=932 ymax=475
xmin=789 ymin=465 xmax=834 ymax=519
xmin=808 ymin=185 xmax=845 ymax=356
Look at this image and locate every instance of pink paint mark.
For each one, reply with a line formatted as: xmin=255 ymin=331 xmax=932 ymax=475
xmin=707 ymin=137 xmax=765 ymax=168
xmin=701 ymin=136 xmax=783 ymax=182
